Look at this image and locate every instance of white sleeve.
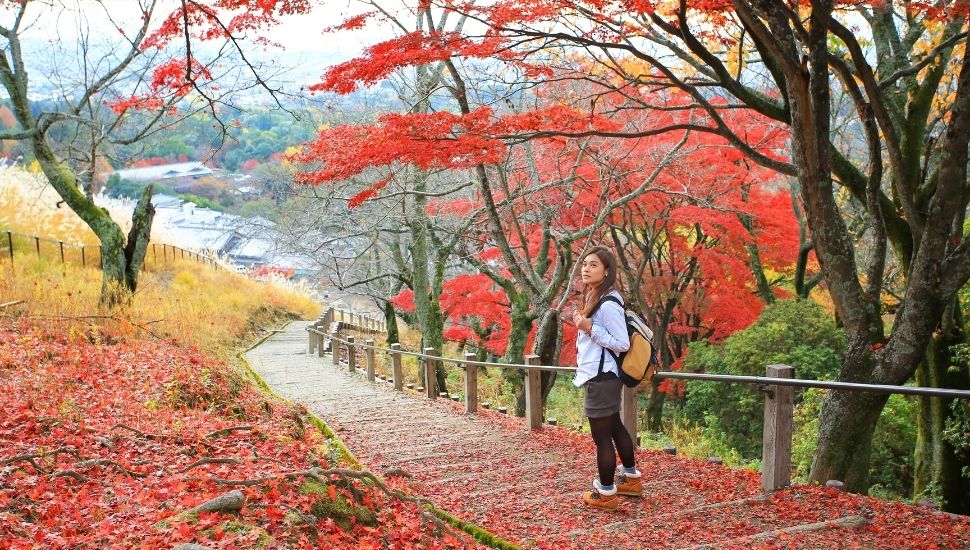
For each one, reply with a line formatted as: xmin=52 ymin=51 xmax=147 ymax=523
xmin=589 ymin=301 xmax=630 ymax=354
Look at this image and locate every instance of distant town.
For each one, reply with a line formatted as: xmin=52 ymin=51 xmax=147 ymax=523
xmin=98 ymin=160 xmax=315 ymax=278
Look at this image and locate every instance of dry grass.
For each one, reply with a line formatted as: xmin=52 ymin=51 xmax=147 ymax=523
xmin=1 ymin=165 xmax=184 ymax=246
xmin=0 ymin=166 xmax=319 ymax=358
xmin=0 ymin=167 xmax=101 ymax=244
xmin=0 ymin=253 xmax=319 ymax=359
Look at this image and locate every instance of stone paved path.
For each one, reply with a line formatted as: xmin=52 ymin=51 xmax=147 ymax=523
xmin=244 ymin=322 xmax=958 ymax=549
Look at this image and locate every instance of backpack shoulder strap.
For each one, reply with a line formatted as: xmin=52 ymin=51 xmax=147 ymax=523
xmin=590 ymin=294 xmax=624 ymax=316
xmin=591 ymin=295 xmax=625 ymax=366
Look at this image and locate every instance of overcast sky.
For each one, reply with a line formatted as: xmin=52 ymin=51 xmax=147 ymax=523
xmin=0 ymin=0 xmax=407 ymax=99
xmin=10 ymin=0 xmax=391 ymax=64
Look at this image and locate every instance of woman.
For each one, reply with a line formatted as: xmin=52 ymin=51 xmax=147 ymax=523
xmin=571 ymin=246 xmax=641 ymax=510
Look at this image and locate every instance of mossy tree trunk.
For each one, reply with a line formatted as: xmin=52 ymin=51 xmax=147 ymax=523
xmin=32 ymin=137 xmax=154 ymax=307
xmin=514 ymin=307 xmax=561 ymax=418
xmin=914 ymin=302 xmax=970 ymax=513
xmin=504 ymin=292 xmax=534 ymax=417
xmin=383 ymin=301 xmax=399 ymax=345
xmin=0 ymin=11 xmax=158 ymax=309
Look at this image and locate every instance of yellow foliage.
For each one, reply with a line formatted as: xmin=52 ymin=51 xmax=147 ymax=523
xmin=173 ymin=270 xmax=198 ymax=289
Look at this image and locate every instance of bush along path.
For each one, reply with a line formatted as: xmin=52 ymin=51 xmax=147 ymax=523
xmin=245 ymin=322 xmax=970 ymax=549
xmin=0 ymin=319 xmax=480 ymax=549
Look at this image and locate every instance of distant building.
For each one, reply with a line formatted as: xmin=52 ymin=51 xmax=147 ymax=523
xmin=95 ymin=192 xmax=315 ymax=276
xmin=113 ymin=162 xmax=215 ymax=182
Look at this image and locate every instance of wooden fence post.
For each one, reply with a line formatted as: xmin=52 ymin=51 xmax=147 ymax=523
xmin=365 ymin=339 xmax=376 ymax=382
xmin=464 ymin=352 xmax=478 ymax=414
xmin=762 ymin=364 xmax=794 ymax=492
xmin=423 ymin=348 xmax=437 ymax=399
xmin=391 ymin=343 xmax=403 ymax=391
xmin=308 ymin=326 xmax=317 ymax=354
xmin=317 ymin=326 xmax=326 ymax=358
xmin=346 ymin=336 xmax=356 ymax=374
xmin=331 ymin=331 xmax=340 ymax=366
xmin=524 ymin=355 xmax=543 ymax=430
xmin=620 ymin=385 xmax=638 ymax=448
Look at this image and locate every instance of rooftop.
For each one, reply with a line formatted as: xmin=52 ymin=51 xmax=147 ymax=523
xmin=113 ymin=162 xmax=214 ymax=182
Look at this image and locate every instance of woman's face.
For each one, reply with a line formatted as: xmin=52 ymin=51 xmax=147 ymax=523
xmin=580 ymin=253 xmax=607 ymax=286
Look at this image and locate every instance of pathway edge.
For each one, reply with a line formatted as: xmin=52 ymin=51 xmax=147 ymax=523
xmin=241 ymin=323 xmax=521 ymax=550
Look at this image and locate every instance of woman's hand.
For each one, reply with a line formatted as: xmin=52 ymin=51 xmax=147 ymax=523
xmin=573 ymin=312 xmax=592 ymax=333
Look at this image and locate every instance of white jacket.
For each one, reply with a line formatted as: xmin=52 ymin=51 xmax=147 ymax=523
xmin=573 ymin=290 xmax=630 ymax=387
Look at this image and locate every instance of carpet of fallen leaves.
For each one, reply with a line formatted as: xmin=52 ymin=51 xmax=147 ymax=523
xmin=386 ymin=398 xmax=970 ymax=549
xmin=0 ymin=321 xmax=479 ymax=549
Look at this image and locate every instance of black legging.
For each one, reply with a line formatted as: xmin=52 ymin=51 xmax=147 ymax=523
xmin=589 ymin=412 xmax=636 ymax=487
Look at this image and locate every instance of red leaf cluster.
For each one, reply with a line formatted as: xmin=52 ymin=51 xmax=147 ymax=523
xmin=292 ymin=105 xmax=619 ymax=187
xmin=311 ymin=32 xmax=505 ymax=95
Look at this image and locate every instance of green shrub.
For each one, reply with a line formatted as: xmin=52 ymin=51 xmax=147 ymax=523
xmin=677 ymin=299 xmax=845 ymax=458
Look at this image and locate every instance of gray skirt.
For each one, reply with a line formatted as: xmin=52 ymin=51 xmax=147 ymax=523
xmin=584 ymin=376 xmax=623 ymax=418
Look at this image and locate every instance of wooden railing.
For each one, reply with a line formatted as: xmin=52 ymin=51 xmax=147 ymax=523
xmin=306 ymin=306 xmax=970 ymax=493
xmin=307 ymin=305 xmax=386 ymax=336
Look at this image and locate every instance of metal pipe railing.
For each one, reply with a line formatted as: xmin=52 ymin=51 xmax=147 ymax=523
xmin=653 ymin=372 xmax=970 ymax=400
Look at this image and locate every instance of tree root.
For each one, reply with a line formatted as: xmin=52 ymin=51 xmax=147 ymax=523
xmin=112 ymin=423 xmax=173 ymax=440
xmin=176 ymin=457 xmax=241 ymax=474
xmin=112 ymin=423 xmax=216 ymax=451
xmin=2 ymin=447 xmax=83 ymax=472
xmin=205 ymin=425 xmax=253 ymax=439
xmin=212 ymin=467 xmax=466 ymax=547
xmin=50 ymin=470 xmax=89 ymax=483
xmin=76 ymin=458 xmax=148 ymax=478
xmin=155 ymin=491 xmax=246 ymax=530
xmin=21 ymin=314 xmax=165 ymax=339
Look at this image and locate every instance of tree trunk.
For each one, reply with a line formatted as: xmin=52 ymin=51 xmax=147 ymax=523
xmin=383 ymin=301 xmax=399 ymax=345
xmin=123 ymin=185 xmax=155 ymax=292
xmin=31 ymin=136 xmax=153 ymax=307
xmin=810 ymin=387 xmax=889 ymax=490
xmin=427 ymin=301 xmax=448 ymax=394
xmin=504 ymin=294 xmax=533 ymax=417
xmin=515 ymin=308 xmax=560 ymax=417
xmin=745 ymin=242 xmax=775 ymax=305
xmin=645 ymin=378 xmax=666 ymax=432
xmin=914 ymin=304 xmax=970 ymax=513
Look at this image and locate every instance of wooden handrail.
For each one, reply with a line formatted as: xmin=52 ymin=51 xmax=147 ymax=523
xmin=309 ymin=325 xmax=576 ymax=372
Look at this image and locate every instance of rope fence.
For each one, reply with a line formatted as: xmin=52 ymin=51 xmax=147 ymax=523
xmin=1 ymin=228 xmax=228 ymax=272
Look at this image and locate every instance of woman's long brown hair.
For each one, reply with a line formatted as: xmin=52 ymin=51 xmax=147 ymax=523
xmin=580 ymin=246 xmax=621 ymax=316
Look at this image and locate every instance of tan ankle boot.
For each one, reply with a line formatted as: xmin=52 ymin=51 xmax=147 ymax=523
xmin=616 ymin=472 xmax=643 ymax=496
xmin=583 ymin=490 xmax=619 ymax=510
xmin=584 ymin=479 xmax=619 ymax=510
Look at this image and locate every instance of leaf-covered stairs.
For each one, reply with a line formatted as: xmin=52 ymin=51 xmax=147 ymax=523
xmin=246 ymin=322 xmax=970 ymax=549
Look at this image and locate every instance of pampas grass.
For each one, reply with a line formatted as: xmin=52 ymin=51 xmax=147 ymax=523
xmin=0 ymin=165 xmax=320 ymax=357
